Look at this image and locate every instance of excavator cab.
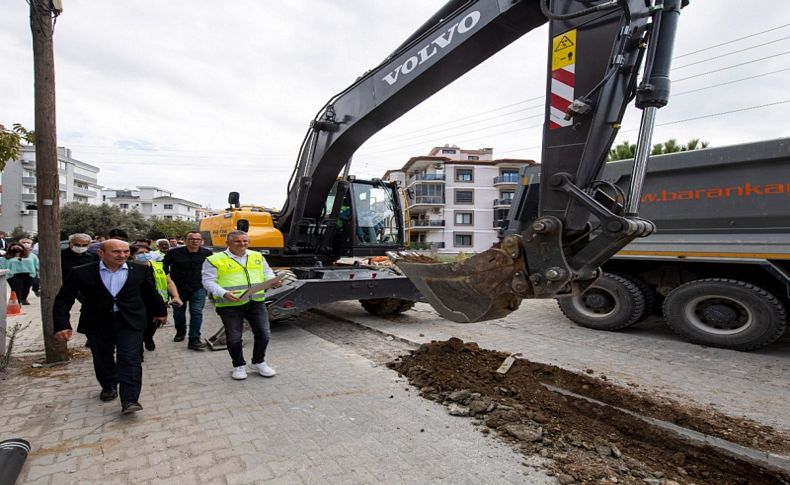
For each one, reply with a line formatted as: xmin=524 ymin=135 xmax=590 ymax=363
xmin=326 ymin=178 xmax=406 ymax=258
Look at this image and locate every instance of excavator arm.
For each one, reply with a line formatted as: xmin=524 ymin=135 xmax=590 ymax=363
xmin=395 ymin=0 xmax=687 ymax=322
xmin=273 ymin=0 xmax=686 ymax=322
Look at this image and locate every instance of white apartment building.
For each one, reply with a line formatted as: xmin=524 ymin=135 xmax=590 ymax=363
xmin=384 ymin=145 xmax=534 ymax=254
xmin=102 ymin=186 xmax=202 ymax=221
xmin=0 ymin=146 xmax=101 ymax=234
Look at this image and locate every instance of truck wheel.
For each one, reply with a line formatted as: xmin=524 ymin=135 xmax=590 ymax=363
xmin=556 ymin=272 xmax=646 ymax=330
xmin=611 ymin=272 xmax=657 ymax=321
xmin=360 ymin=298 xmax=416 ymax=316
xmin=663 ymin=279 xmax=787 ymax=351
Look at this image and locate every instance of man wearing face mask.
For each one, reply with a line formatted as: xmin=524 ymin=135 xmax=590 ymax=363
xmin=61 ymin=233 xmax=99 ymax=285
xmin=130 ymin=245 xmax=182 ymax=352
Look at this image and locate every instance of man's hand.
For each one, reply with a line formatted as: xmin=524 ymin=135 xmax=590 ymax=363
xmin=153 ymin=315 xmax=167 ymax=326
xmin=223 ymin=291 xmax=241 ymax=302
xmin=54 ymin=329 xmax=73 ymax=342
xmin=170 ymin=297 xmax=184 ymax=307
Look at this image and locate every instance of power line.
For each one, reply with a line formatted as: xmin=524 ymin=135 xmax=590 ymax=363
xmin=672 ymin=35 xmax=790 ymax=70
xmin=674 ymin=51 xmax=790 ymax=82
xmin=674 ymin=23 xmax=790 ymax=59
xmin=673 ymin=67 xmax=790 ymax=96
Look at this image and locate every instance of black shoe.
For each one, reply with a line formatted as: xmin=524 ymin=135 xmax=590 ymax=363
xmin=144 ymin=340 xmax=156 ymax=351
xmin=33 ymin=290 xmax=40 ymax=297
xmin=188 ymin=339 xmax=206 ymax=351
xmin=20 ymin=300 xmax=30 ymax=305
xmin=121 ymin=401 xmax=143 ymax=414
xmin=100 ymin=387 xmax=118 ymax=402
xmin=173 ymin=332 xmax=186 ymax=342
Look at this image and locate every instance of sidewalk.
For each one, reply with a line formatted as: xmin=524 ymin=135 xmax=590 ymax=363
xmin=0 ymin=296 xmax=549 ymax=484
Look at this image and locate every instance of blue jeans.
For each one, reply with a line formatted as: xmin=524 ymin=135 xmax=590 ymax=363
xmin=173 ymin=288 xmax=206 ymax=340
xmin=216 ymin=301 xmax=271 ymax=368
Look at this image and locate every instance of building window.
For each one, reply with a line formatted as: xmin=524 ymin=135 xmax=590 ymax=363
xmin=119 ymin=203 xmax=129 ymax=209
xmin=501 ymin=191 xmax=515 ymax=202
xmin=455 ymin=212 xmax=473 ymax=225
xmin=454 ymin=189 xmax=474 ymax=204
xmin=164 ymin=204 xmax=173 ymax=210
xmin=454 ymin=233 xmax=473 ymax=247
xmin=441 ymin=148 xmax=456 ymax=154
xmin=467 ymin=155 xmax=479 ymax=161
xmin=455 ymin=168 xmax=473 ymax=182
xmin=500 ymin=170 xmax=519 ymax=183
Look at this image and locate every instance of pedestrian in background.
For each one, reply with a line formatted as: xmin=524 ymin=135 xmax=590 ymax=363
xmin=202 ymin=230 xmax=282 ymax=380
xmin=163 ymin=231 xmax=211 ymax=350
xmin=168 ymin=237 xmax=178 ymax=249
xmin=151 ymin=239 xmax=170 ymax=260
xmin=19 ymin=237 xmax=40 ymax=296
xmin=130 ymin=245 xmax=182 ymax=353
xmin=53 ymin=239 xmax=167 ymax=414
xmin=1 ymin=242 xmax=39 ymax=304
xmin=62 ymin=233 xmax=99 ymax=284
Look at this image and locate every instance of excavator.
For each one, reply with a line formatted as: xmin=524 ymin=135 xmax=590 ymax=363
xmin=203 ymin=0 xmax=685 ymax=334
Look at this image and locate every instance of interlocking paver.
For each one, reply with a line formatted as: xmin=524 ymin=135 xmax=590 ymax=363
xmin=2 ymin=297 xmax=543 ymax=484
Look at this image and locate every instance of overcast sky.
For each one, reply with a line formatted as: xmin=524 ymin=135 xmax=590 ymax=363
xmin=2 ymin=1 xmax=789 ymax=210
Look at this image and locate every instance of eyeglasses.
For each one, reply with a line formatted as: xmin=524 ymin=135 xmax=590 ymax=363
xmin=186 ymin=238 xmax=203 ymax=241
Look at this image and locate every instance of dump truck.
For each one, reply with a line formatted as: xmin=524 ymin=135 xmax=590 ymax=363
xmin=531 ymin=138 xmax=790 ymax=350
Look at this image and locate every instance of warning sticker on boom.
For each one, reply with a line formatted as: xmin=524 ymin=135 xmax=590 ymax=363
xmin=552 ymin=29 xmax=577 ymax=71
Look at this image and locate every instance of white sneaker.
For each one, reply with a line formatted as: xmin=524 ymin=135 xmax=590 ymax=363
xmin=231 ymin=366 xmax=248 ymax=380
xmin=249 ymin=362 xmax=276 ymax=377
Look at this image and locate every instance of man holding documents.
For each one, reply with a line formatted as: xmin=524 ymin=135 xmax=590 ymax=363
xmin=202 ymin=230 xmax=284 ymax=380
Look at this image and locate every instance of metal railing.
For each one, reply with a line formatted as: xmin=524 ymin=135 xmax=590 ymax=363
xmin=493 ymin=198 xmax=513 ymax=206
xmin=494 ymin=174 xmax=520 ymax=184
xmin=410 ymin=219 xmax=445 ymax=227
xmin=411 ymin=196 xmax=445 ymax=205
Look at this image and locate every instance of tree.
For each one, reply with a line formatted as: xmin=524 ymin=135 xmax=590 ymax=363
xmin=60 ymin=203 xmax=150 ymax=240
xmin=0 ymin=123 xmax=35 ymax=171
xmin=10 ymin=226 xmax=32 ymax=241
xmin=147 ymin=219 xmax=197 ymax=241
xmin=608 ymin=138 xmax=710 ymax=161
xmin=30 ymin=0 xmax=67 ymax=363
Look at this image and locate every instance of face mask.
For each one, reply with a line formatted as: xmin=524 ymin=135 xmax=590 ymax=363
xmin=135 ymin=253 xmax=153 ymax=262
xmin=71 ymin=246 xmax=89 ymax=254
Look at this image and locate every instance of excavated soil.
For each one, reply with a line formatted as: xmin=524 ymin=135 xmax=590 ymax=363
xmin=388 ymin=338 xmax=790 ymax=485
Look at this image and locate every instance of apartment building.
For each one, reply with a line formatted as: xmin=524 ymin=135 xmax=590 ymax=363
xmin=384 ymin=145 xmax=534 ymax=254
xmin=102 ymin=186 xmax=202 ymax=221
xmin=0 ymin=146 xmax=101 ymax=234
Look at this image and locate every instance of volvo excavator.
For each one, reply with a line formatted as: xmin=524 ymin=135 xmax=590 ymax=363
xmin=207 ymin=0 xmax=685 ymax=341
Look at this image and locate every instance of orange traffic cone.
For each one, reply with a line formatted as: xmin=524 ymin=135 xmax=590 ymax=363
xmin=7 ymin=291 xmax=23 ymax=316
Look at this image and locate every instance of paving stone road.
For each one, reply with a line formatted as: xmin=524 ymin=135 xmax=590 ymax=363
xmin=1 ymin=295 xmax=551 ymax=485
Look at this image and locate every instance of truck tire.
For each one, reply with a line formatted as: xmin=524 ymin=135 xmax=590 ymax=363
xmin=360 ymin=298 xmax=416 ymax=316
xmin=556 ymin=272 xmax=646 ymax=330
xmin=611 ymin=272 xmax=657 ymax=320
xmin=663 ymin=278 xmax=788 ymax=351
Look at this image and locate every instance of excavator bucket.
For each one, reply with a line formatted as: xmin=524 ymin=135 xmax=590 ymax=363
xmin=393 ymin=239 xmax=530 ymax=323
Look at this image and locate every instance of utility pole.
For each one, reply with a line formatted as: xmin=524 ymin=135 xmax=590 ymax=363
xmin=30 ymin=1 xmax=67 ymax=363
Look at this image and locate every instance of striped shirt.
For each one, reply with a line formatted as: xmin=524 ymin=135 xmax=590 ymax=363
xmin=99 ymin=260 xmax=129 ymax=311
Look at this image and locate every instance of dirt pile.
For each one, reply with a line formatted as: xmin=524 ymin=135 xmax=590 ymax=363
xmin=388 ymin=338 xmax=790 ymax=485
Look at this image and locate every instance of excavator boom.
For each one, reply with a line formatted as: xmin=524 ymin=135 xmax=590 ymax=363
xmin=396 ymin=0 xmax=687 ymax=322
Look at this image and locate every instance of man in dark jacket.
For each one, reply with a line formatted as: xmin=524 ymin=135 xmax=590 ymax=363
xmin=61 ymin=233 xmax=99 ymax=284
xmin=53 ymin=239 xmax=167 ymax=414
xmin=162 ymin=231 xmax=212 ymax=350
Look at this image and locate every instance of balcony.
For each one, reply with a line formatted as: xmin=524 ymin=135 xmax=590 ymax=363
xmin=410 ymin=219 xmax=445 ymax=230
xmin=73 ymin=172 xmax=98 ymax=184
xmin=493 ymin=174 xmax=520 ymax=186
xmin=74 ymin=186 xmax=98 ymax=197
xmin=409 ymin=196 xmax=445 ymax=208
xmin=493 ymin=198 xmax=513 ymax=208
xmin=21 ymin=177 xmax=36 ymax=186
xmin=408 ymin=173 xmax=446 ymax=184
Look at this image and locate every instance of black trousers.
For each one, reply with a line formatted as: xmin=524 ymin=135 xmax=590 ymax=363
xmin=85 ymin=313 xmax=144 ymax=403
xmin=7 ymin=273 xmax=33 ymax=301
xmin=216 ymin=301 xmax=271 ymax=368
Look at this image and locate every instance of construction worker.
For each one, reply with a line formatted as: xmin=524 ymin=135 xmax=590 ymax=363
xmin=201 ymin=230 xmax=282 ymax=380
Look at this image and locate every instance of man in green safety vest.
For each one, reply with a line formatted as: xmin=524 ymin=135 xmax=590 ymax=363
xmin=201 ymin=230 xmax=283 ymax=380
xmin=130 ymin=245 xmax=182 ymax=353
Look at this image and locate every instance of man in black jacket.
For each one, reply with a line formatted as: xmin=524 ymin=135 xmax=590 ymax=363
xmin=162 ymin=231 xmax=212 ymax=350
xmin=53 ymin=239 xmax=167 ymax=414
xmin=61 ymin=233 xmax=99 ymax=284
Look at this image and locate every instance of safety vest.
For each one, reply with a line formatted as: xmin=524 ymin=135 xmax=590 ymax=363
xmin=150 ymin=261 xmax=168 ymax=303
xmin=206 ymin=251 xmax=267 ymax=307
